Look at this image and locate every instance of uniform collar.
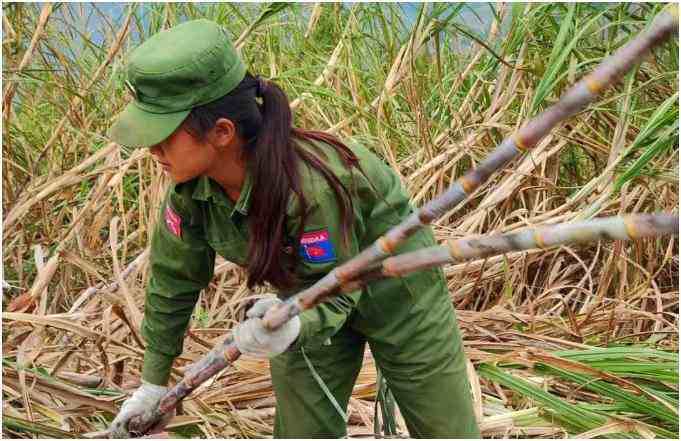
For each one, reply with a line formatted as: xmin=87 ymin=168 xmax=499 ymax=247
xmin=192 ymin=173 xmax=253 ymax=217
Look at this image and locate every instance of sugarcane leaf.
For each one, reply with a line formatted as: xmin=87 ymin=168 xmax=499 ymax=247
xmin=252 ymin=2 xmax=292 ymax=28
xmin=537 ymin=365 xmax=679 ymax=428
xmin=531 ymin=6 xmax=610 ymax=114
xmin=478 ymin=363 xmax=607 ymax=433
xmin=615 ymin=119 xmax=678 ymax=191
xmin=529 ymin=3 xmax=576 ymax=114
xmin=627 ymin=92 xmax=679 ymax=150
xmin=553 ymin=346 xmax=679 ymax=362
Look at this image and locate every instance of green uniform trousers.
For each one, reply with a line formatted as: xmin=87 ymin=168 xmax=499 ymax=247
xmin=270 ymin=268 xmax=481 ymax=439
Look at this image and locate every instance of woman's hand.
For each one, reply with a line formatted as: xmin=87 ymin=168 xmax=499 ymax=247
xmin=233 ymin=295 xmax=301 ymax=358
xmin=109 ymin=382 xmax=170 ymax=438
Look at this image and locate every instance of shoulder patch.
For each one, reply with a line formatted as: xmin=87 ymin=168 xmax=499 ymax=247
xmin=164 ymin=205 xmax=182 ymax=238
xmin=299 ymin=229 xmax=336 ymax=263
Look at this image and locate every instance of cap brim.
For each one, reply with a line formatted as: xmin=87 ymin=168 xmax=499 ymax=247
xmin=109 ymin=101 xmax=190 ymax=149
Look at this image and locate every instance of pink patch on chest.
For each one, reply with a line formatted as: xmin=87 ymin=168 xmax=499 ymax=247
xmin=299 ymin=229 xmax=336 ymax=263
xmin=165 ymin=206 xmax=182 ymax=238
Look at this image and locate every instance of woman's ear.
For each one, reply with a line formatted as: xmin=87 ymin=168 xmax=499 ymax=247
xmin=209 ymin=118 xmax=238 ymax=149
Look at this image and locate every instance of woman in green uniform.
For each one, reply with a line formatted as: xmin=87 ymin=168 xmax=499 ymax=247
xmin=109 ymin=19 xmax=480 ymax=439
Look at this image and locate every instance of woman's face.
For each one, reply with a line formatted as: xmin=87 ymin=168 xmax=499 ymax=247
xmin=149 ymin=126 xmax=218 ymax=183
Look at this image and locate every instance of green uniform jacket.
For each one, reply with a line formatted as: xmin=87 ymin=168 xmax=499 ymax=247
xmin=141 ymin=138 xmax=440 ymax=386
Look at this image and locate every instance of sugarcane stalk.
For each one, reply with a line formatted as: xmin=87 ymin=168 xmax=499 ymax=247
xmin=260 ymin=4 xmax=679 ymax=331
xmin=341 ymin=213 xmax=679 ymax=289
xmin=126 ymin=341 xmax=241 ymax=436
xmin=119 ymin=6 xmax=678 ymax=437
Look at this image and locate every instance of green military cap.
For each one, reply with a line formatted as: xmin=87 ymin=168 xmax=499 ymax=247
xmin=109 ymin=19 xmax=247 ymax=148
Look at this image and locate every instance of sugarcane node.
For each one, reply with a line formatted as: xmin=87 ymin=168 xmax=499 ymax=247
xmin=300 ymin=293 xmax=322 ymax=310
xmin=262 ymin=302 xmax=287 ymax=329
xmin=417 ymin=210 xmax=434 ymax=225
xmin=222 ymin=346 xmax=234 ymax=362
xmin=159 ymin=393 xmax=175 ymax=410
xmin=584 ymin=75 xmax=605 ymax=95
xmin=340 ymin=279 xmax=362 ymax=292
xmin=180 ymin=376 xmax=195 ymax=389
xmin=447 ymin=239 xmax=464 ymax=260
xmin=334 ymin=266 xmax=353 ymax=284
xmin=623 ymin=216 xmax=639 ymax=239
xmin=532 ymin=229 xmax=547 ymax=248
xmin=377 ymin=235 xmax=395 ymax=254
xmin=381 ymin=259 xmax=400 ymax=278
xmin=512 ymin=133 xmax=531 ymax=151
xmin=459 ymin=174 xmax=477 ymax=194
xmin=225 ymin=344 xmax=241 ymax=361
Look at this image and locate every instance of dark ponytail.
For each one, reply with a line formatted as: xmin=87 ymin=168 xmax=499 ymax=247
xmin=185 ymin=73 xmax=361 ymax=290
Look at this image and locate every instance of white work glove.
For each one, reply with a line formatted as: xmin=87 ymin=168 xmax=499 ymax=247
xmin=233 ymin=295 xmax=301 ymax=358
xmin=109 ymin=382 xmax=170 ymax=438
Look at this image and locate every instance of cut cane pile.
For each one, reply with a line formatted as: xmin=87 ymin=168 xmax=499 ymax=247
xmin=2 ymin=3 xmax=678 ymax=439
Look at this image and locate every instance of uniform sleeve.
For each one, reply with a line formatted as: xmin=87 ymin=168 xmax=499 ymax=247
xmin=141 ymin=188 xmax=215 ymax=386
xmin=286 ymin=186 xmax=363 ymax=351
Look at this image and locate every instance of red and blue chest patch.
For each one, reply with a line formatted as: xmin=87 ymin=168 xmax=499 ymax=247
xmin=299 ymin=229 xmax=337 ymax=263
xmin=165 ymin=205 xmax=182 ymax=238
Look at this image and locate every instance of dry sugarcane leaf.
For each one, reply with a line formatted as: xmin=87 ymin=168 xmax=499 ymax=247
xmin=2 ymin=367 xmax=119 ymax=413
xmin=33 ymin=244 xmax=48 ymax=315
xmin=56 ymin=372 xmax=103 ymax=389
xmin=27 ymin=251 xmax=60 ymax=307
xmin=68 ymin=248 xmax=150 ymax=314
xmin=573 ymin=418 xmax=646 ymax=438
xmin=111 ymin=304 xmax=145 ymax=349
xmin=3 ymin=312 xmax=145 ymax=360
xmin=15 ymin=334 xmax=35 ymax=422
xmin=17 ymin=327 xmax=47 ymax=375
xmin=6 ymin=292 xmax=36 ymax=313
xmin=61 ymin=251 xmax=106 ymax=285
xmin=3 ymin=312 xmax=99 ymax=339
xmin=3 ymin=144 xmax=117 ymax=236
xmin=109 ymin=217 xmax=143 ymax=331
xmin=26 ymin=401 xmax=68 ymax=429
xmin=466 ymin=359 xmax=484 ymax=424
xmin=2 ymin=327 xmax=33 ymax=354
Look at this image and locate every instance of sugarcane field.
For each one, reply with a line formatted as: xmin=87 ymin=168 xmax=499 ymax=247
xmin=2 ymin=2 xmax=680 ymax=439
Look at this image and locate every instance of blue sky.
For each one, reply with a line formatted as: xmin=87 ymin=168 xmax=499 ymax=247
xmin=58 ymin=2 xmax=496 ymax=45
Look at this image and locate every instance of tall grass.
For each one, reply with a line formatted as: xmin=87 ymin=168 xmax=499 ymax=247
xmin=2 ymin=3 xmax=678 ymax=438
